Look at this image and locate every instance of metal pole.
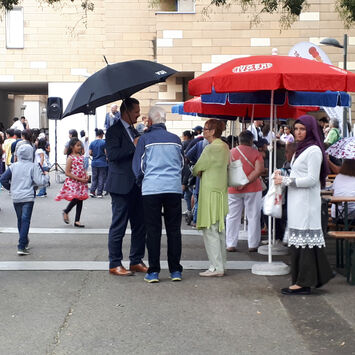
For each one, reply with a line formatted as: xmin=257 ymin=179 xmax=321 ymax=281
xmin=343 ymin=34 xmax=348 ymax=137
xmin=267 ymin=90 xmax=274 ymax=264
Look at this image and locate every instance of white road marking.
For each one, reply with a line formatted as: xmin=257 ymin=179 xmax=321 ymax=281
xmin=0 ymin=260 xmax=262 ymax=271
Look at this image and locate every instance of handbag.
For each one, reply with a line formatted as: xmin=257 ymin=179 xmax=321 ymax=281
xmin=236 ymin=146 xmax=266 ymax=190
xmin=228 ymin=158 xmax=249 ymax=187
xmin=263 ymin=173 xmax=283 ymax=218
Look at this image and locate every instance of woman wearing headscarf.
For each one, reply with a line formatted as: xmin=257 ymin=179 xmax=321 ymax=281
xmin=274 ymin=115 xmax=333 ymax=295
xmin=193 ymin=119 xmax=230 ymax=277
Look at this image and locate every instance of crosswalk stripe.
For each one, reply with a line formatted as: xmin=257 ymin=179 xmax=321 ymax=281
xmin=0 ymin=260 xmax=261 ymax=271
xmin=0 ymin=227 xmax=248 ymax=239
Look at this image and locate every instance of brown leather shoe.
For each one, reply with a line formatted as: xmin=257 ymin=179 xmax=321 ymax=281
xmin=129 ymin=263 xmax=148 ymax=273
xmin=109 ymin=266 xmax=134 ymax=276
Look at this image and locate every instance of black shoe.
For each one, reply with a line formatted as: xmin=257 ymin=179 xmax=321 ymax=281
xmin=281 ymin=287 xmax=311 ymax=295
xmin=74 ymin=222 xmax=85 ymax=228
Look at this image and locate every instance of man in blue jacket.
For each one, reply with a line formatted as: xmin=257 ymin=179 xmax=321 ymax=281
xmin=132 ymin=106 xmax=184 ymax=283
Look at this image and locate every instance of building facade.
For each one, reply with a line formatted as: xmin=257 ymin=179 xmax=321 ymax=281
xmin=0 ymin=0 xmax=354 ymax=163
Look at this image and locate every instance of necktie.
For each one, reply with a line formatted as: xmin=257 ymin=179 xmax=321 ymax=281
xmin=128 ymin=126 xmax=140 ymax=140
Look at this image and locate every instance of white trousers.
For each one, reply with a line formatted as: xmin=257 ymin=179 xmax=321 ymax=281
xmin=202 ymin=223 xmax=226 ymax=273
xmin=226 ymin=191 xmax=262 ymax=248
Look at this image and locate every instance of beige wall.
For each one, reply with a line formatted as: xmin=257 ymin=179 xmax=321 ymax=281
xmin=0 ymin=0 xmax=354 ymax=134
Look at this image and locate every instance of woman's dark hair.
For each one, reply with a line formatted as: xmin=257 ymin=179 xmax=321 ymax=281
xmin=95 ymin=128 xmax=104 ymax=137
xmin=339 ymin=159 xmax=355 ymax=177
xmin=21 ymin=129 xmax=32 ymax=142
xmin=182 ymin=130 xmax=192 ymax=139
xmin=67 ymin=137 xmax=80 ymax=156
xmin=69 ymin=129 xmax=78 ymax=138
xmin=37 ymin=138 xmax=47 ymax=150
xmin=205 ymin=119 xmax=225 ymax=138
xmin=80 ymin=130 xmax=86 ymax=138
xmin=239 ymin=130 xmax=254 ymax=146
xmin=120 ymin=98 xmax=139 ymax=115
xmin=31 ymin=128 xmax=40 ymax=143
xmin=262 ymin=123 xmax=270 ymax=136
xmin=227 ymin=135 xmax=238 ymax=149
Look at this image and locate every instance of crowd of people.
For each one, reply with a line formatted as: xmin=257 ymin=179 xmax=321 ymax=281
xmin=0 ymin=104 xmax=354 ymax=294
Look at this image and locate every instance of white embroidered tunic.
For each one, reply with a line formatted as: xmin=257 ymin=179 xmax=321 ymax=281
xmin=284 ymin=145 xmax=325 ymax=248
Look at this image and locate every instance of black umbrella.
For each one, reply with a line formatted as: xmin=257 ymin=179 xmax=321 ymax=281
xmin=63 ymin=60 xmax=177 ymax=118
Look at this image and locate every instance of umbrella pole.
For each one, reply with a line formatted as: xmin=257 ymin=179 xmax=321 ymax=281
xmin=267 ymin=94 xmax=274 ymax=264
xmin=252 ymin=90 xmax=290 ymax=276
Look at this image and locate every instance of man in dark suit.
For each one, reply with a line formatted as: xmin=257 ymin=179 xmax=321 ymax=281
xmin=105 ymin=98 xmax=147 ymax=276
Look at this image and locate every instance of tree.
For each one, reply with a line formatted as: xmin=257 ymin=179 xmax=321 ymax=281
xmin=0 ymin=0 xmax=94 ymax=12
xmin=209 ymin=0 xmax=355 ymax=28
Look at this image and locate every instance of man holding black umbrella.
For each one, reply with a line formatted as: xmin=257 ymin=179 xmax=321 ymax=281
xmin=105 ymin=98 xmax=147 ymax=276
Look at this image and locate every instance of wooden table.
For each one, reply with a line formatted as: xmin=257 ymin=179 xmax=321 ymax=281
xmin=324 ymin=196 xmax=355 ymax=283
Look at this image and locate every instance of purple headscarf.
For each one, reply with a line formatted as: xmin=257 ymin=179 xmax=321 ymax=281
xmin=294 ymin=115 xmax=329 ymax=188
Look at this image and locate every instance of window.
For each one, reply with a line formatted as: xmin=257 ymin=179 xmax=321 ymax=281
xmin=6 ymin=7 xmax=24 ymax=49
xmin=157 ymin=0 xmax=195 ymax=13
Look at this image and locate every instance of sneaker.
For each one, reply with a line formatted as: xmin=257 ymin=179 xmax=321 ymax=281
xmin=17 ymin=248 xmax=30 ymax=255
xmin=89 ymin=192 xmax=96 ymax=198
xmin=144 ymin=272 xmax=159 ymax=283
xmin=182 ymin=210 xmax=190 ymax=215
xmin=170 ymin=271 xmax=182 ymax=281
xmin=36 ymin=193 xmax=47 ymax=198
xmin=97 ymin=194 xmax=103 ymax=198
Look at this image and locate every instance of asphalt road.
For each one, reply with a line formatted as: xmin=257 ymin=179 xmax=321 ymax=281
xmin=0 ymin=176 xmax=354 ymax=355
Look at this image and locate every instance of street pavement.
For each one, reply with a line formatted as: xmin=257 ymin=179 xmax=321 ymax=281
xmin=0 ymin=174 xmax=355 ymax=355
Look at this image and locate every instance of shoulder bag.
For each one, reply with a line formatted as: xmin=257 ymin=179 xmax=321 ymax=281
xmin=228 ymin=148 xmax=249 ymax=187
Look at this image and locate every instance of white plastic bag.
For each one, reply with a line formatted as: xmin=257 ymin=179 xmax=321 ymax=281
xmin=228 ymin=159 xmax=249 ymax=187
xmin=263 ymin=173 xmax=283 ymax=218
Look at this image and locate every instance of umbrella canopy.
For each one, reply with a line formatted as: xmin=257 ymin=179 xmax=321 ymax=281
xmin=183 ymin=97 xmax=317 ymax=119
xmin=63 ymin=60 xmax=177 ymax=118
xmin=189 ymin=55 xmax=355 ymax=96
xmin=326 ymin=137 xmax=355 ymax=160
xmin=201 ymin=89 xmax=351 ymax=108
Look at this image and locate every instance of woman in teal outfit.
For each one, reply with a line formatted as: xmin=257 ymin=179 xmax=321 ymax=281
xmin=193 ymin=119 xmax=230 ymax=277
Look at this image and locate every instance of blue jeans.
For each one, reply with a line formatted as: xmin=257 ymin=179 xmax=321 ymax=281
xmin=183 ymin=188 xmax=192 ymax=212
xmin=84 ymin=157 xmax=89 ymax=171
xmin=13 ymin=201 xmax=34 ymax=250
xmin=91 ymin=166 xmax=108 ymax=195
xmin=193 ymin=190 xmax=199 ymax=224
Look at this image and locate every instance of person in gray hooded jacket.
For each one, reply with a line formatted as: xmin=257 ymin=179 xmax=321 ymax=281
xmin=0 ymin=144 xmax=49 ymax=255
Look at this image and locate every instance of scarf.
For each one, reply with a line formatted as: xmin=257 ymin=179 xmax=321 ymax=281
xmin=294 ymin=115 xmax=329 ymax=188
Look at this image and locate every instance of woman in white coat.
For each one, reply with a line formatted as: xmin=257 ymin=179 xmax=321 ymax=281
xmin=274 ymin=115 xmax=333 ymax=295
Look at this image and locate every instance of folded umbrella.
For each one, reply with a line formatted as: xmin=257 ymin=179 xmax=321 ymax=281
xmin=63 ymin=60 xmax=177 ymax=118
xmin=326 ymin=137 xmax=355 ymax=160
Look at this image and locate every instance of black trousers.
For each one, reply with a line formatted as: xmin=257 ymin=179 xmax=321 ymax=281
xmin=64 ymin=199 xmax=83 ymax=222
xmin=290 ymin=245 xmax=333 ymax=288
xmin=108 ymin=186 xmax=146 ymax=269
xmin=143 ymin=193 xmax=183 ymax=274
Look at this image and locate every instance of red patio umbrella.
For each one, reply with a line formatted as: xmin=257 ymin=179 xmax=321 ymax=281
xmin=183 ymin=97 xmax=318 ymax=119
xmin=189 ymin=55 xmax=355 ymax=96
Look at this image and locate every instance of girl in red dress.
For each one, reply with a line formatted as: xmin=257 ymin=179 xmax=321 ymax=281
xmin=56 ymin=137 xmax=89 ymax=227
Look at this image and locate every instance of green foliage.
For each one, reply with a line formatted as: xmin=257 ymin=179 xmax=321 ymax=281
xmin=0 ymin=0 xmax=94 ymax=11
xmin=336 ymin=0 xmax=355 ymax=28
xmin=207 ymin=0 xmax=355 ymax=28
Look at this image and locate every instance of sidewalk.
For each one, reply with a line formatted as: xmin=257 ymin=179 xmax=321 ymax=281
xmin=0 ymin=177 xmax=354 ymax=355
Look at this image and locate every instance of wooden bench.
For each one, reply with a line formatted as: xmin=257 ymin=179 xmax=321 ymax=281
xmin=328 ymin=231 xmax=355 ymax=285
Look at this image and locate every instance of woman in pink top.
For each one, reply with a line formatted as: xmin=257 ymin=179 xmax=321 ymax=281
xmin=226 ymin=131 xmax=264 ymax=252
